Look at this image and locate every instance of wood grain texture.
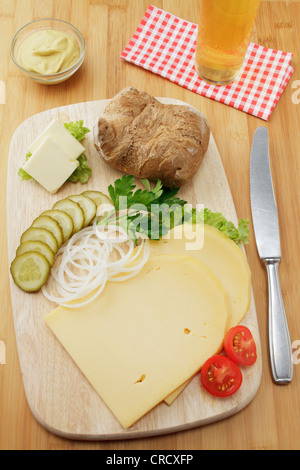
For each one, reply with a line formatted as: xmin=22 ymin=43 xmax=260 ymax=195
xmin=6 ymin=98 xmax=261 ymax=440
xmin=0 ymin=0 xmax=300 ymax=450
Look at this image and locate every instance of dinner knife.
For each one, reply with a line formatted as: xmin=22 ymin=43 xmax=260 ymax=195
xmin=250 ymin=127 xmax=293 ymax=384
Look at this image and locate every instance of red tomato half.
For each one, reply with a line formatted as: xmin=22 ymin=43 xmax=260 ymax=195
xmin=201 ymin=355 xmax=243 ymax=398
xmin=224 ymin=326 xmax=257 ymax=366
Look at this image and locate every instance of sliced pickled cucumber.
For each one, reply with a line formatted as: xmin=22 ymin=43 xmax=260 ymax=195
xmin=67 ymin=194 xmax=97 ymax=227
xmin=52 ymin=199 xmax=84 ymax=234
xmin=31 ymin=215 xmax=63 ymax=248
xmin=81 ymin=190 xmax=112 ymax=208
xmin=16 ymin=240 xmax=55 ymax=267
xmin=10 ymin=252 xmax=50 ymax=292
xmin=81 ymin=190 xmax=114 ymax=218
xmin=41 ymin=209 xmax=74 ymax=244
xmin=20 ymin=227 xmax=58 ymax=254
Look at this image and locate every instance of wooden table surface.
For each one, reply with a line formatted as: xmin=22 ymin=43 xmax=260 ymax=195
xmin=1 ymin=0 xmax=300 ymax=451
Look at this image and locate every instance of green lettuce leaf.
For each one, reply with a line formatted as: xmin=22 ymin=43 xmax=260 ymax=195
xmin=191 ymin=208 xmax=250 ymax=245
xmin=18 ymin=152 xmax=33 ymax=181
xmin=63 ymin=120 xmax=90 ymax=142
xmin=67 ymin=154 xmax=92 ymax=184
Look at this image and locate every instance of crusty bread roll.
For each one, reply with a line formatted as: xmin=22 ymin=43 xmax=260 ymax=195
xmin=93 ymin=87 xmax=210 ymax=188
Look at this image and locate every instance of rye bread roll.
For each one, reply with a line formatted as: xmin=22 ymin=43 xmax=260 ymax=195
xmin=93 ymin=87 xmax=210 ymax=188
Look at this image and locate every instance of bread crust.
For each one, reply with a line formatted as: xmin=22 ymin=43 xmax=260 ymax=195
xmin=93 ymin=87 xmax=210 ymax=188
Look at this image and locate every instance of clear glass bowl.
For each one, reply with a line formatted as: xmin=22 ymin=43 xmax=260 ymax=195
xmin=10 ymin=18 xmax=85 ymax=85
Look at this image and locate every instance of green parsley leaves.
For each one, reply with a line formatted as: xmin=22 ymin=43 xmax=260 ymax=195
xmin=108 ymin=175 xmax=185 ymax=211
xmin=103 ymin=175 xmax=249 ymax=245
xmin=105 ymin=175 xmax=187 ymax=242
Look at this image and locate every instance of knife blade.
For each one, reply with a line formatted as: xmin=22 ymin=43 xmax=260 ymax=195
xmin=250 ymin=127 xmax=293 ymax=384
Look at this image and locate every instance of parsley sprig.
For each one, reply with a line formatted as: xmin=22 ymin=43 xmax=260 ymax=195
xmin=99 ymin=175 xmax=249 ymax=245
xmin=101 ymin=175 xmax=187 ymax=242
xmin=108 ymin=175 xmax=186 ymax=211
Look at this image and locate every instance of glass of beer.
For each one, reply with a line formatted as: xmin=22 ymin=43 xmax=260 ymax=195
xmin=195 ymin=0 xmax=261 ymax=85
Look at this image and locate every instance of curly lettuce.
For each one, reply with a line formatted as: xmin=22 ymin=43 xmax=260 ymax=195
xmin=194 ymin=208 xmax=250 ymax=245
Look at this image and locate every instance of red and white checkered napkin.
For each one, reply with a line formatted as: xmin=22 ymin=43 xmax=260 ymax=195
xmin=121 ymin=4 xmax=294 ymax=121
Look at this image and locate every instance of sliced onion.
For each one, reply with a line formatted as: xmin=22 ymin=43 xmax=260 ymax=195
xmin=42 ymin=224 xmax=150 ymax=308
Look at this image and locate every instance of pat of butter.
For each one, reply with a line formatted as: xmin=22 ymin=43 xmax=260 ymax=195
xmin=23 ymin=136 xmax=79 ymax=194
xmin=29 ymin=119 xmax=85 ymax=160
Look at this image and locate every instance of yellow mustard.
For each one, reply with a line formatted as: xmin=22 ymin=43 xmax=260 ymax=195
xmin=18 ymin=29 xmax=80 ymax=75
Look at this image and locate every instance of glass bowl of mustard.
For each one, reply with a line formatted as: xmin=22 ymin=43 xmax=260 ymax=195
xmin=10 ymin=18 xmax=85 ymax=85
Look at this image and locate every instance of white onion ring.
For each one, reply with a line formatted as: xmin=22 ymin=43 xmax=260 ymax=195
xmin=42 ymin=224 xmax=150 ymax=308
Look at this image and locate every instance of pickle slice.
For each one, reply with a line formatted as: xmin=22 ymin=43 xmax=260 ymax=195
xmin=52 ymin=199 xmax=84 ymax=234
xmin=81 ymin=190 xmax=114 ymax=218
xmin=10 ymin=252 xmax=50 ymax=292
xmin=81 ymin=190 xmax=112 ymax=208
xmin=41 ymin=209 xmax=74 ymax=244
xmin=16 ymin=240 xmax=55 ymax=267
xmin=67 ymin=194 xmax=97 ymax=227
xmin=31 ymin=215 xmax=63 ymax=248
xmin=20 ymin=227 xmax=58 ymax=254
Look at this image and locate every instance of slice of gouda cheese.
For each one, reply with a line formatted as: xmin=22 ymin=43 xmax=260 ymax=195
xmin=151 ymin=224 xmax=251 ymax=406
xmin=45 ymin=254 xmax=229 ymax=429
xmin=149 ymin=224 xmax=251 ymax=329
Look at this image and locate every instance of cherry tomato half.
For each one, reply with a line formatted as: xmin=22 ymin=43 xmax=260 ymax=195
xmin=201 ymin=355 xmax=243 ymax=398
xmin=224 ymin=325 xmax=257 ymax=366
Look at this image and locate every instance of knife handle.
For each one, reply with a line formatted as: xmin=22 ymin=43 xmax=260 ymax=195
xmin=264 ymin=259 xmax=293 ymax=384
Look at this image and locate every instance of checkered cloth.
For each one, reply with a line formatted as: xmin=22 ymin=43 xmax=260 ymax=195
xmin=121 ymin=4 xmax=294 ymax=121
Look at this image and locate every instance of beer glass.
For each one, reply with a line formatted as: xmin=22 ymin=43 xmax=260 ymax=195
xmin=195 ymin=0 xmax=261 ymax=85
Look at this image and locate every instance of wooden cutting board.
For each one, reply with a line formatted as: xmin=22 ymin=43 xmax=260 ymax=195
xmin=6 ymin=98 xmax=262 ymax=440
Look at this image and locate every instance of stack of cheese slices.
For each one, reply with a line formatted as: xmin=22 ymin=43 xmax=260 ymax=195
xmin=45 ymin=222 xmax=251 ymax=429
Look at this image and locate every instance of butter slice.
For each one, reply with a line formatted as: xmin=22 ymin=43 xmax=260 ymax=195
xmin=29 ymin=119 xmax=85 ymax=160
xmin=45 ymin=254 xmax=229 ymax=429
xmin=23 ymin=136 xmax=79 ymax=193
